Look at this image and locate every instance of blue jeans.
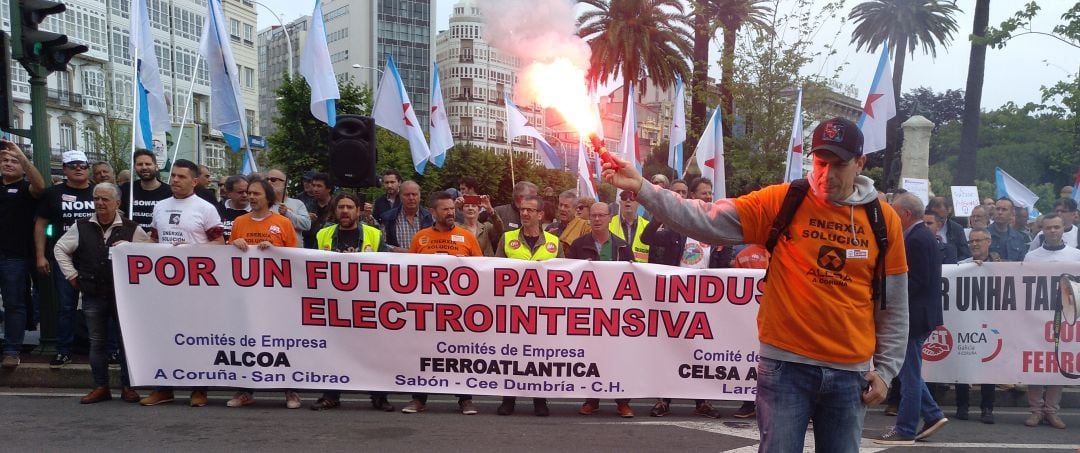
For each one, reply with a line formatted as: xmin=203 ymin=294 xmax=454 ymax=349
xmin=0 ymin=257 xmax=29 ymax=355
xmin=756 ymin=357 xmax=867 ymax=452
xmin=83 ymin=294 xmax=130 ymax=388
xmin=50 ymin=257 xmax=79 ymax=355
xmin=896 ymin=334 xmax=944 ymax=436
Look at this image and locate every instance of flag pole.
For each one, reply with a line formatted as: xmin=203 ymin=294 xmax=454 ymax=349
xmin=128 ymin=12 xmax=141 ymax=221
xmin=170 ymin=57 xmax=202 ymax=169
xmin=506 ymin=113 xmax=516 ymax=186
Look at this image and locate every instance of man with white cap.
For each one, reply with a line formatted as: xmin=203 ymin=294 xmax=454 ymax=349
xmin=34 ymin=150 xmax=96 ymax=367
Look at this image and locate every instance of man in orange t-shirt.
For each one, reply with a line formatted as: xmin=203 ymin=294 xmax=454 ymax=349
xmin=601 ymin=117 xmax=909 ymax=452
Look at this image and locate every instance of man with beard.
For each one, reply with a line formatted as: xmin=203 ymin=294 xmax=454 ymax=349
xmin=266 ymin=169 xmax=311 ymax=247
xmin=121 ymin=149 xmax=172 ymax=230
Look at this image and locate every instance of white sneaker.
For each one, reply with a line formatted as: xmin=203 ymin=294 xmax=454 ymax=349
xmin=226 ymin=392 xmax=254 ymax=407
xmin=285 ymin=391 xmax=302 ymax=409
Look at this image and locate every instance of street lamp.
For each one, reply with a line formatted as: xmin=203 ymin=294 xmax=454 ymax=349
xmin=351 ymin=63 xmax=384 ymax=87
xmin=252 ymin=1 xmax=294 ymax=78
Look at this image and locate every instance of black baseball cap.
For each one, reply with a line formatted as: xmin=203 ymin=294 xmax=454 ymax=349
xmin=302 ymin=170 xmax=316 ymax=181
xmin=811 ymin=117 xmax=864 ymax=161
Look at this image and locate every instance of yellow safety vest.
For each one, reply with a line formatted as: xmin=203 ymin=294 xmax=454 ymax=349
xmin=502 ymin=229 xmax=560 ymax=261
xmin=609 ymin=215 xmax=650 ymax=262
xmin=316 ymin=224 xmax=381 ymax=252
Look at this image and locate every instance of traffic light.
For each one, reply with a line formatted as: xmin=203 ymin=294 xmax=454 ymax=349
xmin=13 ymin=0 xmax=87 ymax=73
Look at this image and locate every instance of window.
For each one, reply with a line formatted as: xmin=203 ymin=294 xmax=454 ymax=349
xmin=230 ymin=19 xmax=241 ymax=37
xmin=82 ymin=126 xmax=98 ymax=155
xmin=111 ymin=29 xmax=131 ymax=66
xmin=245 ymin=109 xmax=256 ymax=135
xmin=243 ymin=23 xmax=254 ymax=42
xmin=149 ymin=0 xmax=169 ymax=31
xmin=59 ymin=123 xmax=74 ymax=150
xmin=205 ymin=143 xmax=225 ymax=171
xmin=244 ymin=67 xmax=254 ymax=88
xmin=173 ymin=7 xmax=205 ymax=42
xmin=82 ymin=70 xmax=105 ymax=105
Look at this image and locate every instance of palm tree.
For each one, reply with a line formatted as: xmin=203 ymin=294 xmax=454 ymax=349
xmin=578 ymin=0 xmax=693 ymax=127
xmin=849 ymin=0 xmax=960 ymax=187
xmin=687 ymin=1 xmax=773 ymax=143
xmin=956 ymin=0 xmax=990 ymax=186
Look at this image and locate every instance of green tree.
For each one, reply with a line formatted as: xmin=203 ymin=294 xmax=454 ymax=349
xmin=577 ymin=0 xmax=693 ymax=126
xmin=711 ymin=0 xmax=774 ymax=137
xmin=956 ymin=0 xmax=990 ymax=186
xmin=849 ymin=0 xmax=961 ymax=188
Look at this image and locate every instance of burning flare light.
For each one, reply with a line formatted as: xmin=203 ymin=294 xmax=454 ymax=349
xmin=520 ymin=58 xmax=597 ymax=136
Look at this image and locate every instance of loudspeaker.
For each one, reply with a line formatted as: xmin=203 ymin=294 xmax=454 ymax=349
xmin=328 ymin=114 xmax=377 ymax=188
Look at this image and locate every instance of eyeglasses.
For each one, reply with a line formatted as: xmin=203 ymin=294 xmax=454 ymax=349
xmin=968 ymin=238 xmax=990 ymax=244
xmin=64 ymin=162 xmax=89 ymax=170
xmin=519 ymin=207 xmax=539 ymax=213
xmin=267 ymin=177 xmax=286 ymax=183
xmin=619 ymin=192 xmax=636 ymax=201
xmin=589 ymin=214 xmax=608 ymax=219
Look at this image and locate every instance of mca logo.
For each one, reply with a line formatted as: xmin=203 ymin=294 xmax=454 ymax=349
xmin=169 ymin=213 xmax=181 ymax=225
xmin=817 ymin=246 xmax=846 ymax=271
xmin=955 ymin=323 xmax=1004 ymax=363
xmin=923 ymin=326 xmax=953 ymax=362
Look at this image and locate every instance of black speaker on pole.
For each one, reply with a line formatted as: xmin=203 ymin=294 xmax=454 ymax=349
xmin=328 ymin=114 xmax=377 ymax=188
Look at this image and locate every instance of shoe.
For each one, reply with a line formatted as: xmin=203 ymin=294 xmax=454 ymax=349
xmin=616 ymin=402 xmax=634 ymax=418
xmin=915 ymin=417 xmax=948 ymax=440
xmin=649 ymin=400 xmax=670 ymax=417
xmin=226 ymin=391 xmax=254 ymax=408
xmin=693 ymin=402 xmax=722 ymax=418
xmin=107 ymin=352 xmax=120 ymax=366
xmin=732 ymin=401 xmax=756 ymax=418
xmin=371 ymin=397 xmax=394 ymax=412
xmin=1 ymin=354 xmax=19 ymax=368
xmin=139 ymin=390 xmax=175 ymax=406
xmin=579 ymin=399 xmax=600 ymax=415
xmin=285 ymin=391 xmax=302 ymax=409
xmin=401 ymin=399 xmax=425 ymax=414
xmin=460 ymin=399 xmax=478 ymax=415
xmin=49 ymin=353 xmax=71 ymax=368
xmin=884 ymin=404 xmax=898 ymax=416
xmin=80 ymin=386 xmax=112 ymax=404
xmin=533 ymin=398 xmax=550 ymax=417
xmin=310 ymin=397 xmax=340 ymax=411
xmin=1025 ymin=413 xmax=1043 ymax=427
xmin=189 ymin=390 xmax=208 ymax=407
xmin=1045 ymin=413 xmax=1067 ymax=429
xmin=955 ymin=406 xmax=969 ymax=420
xmin=497 ymin=397 xmax=515 ymax=416
xmin=980 ymin=408 xmax=995 ymax=424
xmin=121 ymin=387 xmax=140 ymax=403
xmin=874 ymin=427 xmax=915 ymax=445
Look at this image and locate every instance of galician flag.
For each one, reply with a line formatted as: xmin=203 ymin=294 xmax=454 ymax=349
xmin=783 ymin=88 xmax=805 ymax=182
xmin=618 ymin=82 xmax=640 ymax=166
xmin=299 ymin=0 xmax=340 ymax=127
xmin=995 ymin=167 xmax=1040 ymax=220
xmin=576 ymin=137 xmax=598 ymax=201
xmin=241 ymin=148 xmax=258 ymax=175
xmin=668 ymin=76 xmax=686 ymax=178
xmin=857 ymin=43 xmax=896 ymax=154
xmin=428 ymin=63 xmax=453 ymax=167
xmin=200 ymin=0 xmax=247 ymax=151
xmin=373 ymin=55 xmax=430 ymax=174
xmin=506 ymin=95 xmax=561 ymax=169
xmin=694 ymin=106 xmax=726 ymax=200
xmin=130 ymin=0 xmax=170 ymax=151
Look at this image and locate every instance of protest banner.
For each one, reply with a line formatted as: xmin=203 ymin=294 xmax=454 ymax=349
xmin=950 ymin=186 xmax=981 ymax=217
xmin=113 ymin=244 xmax=764 ymax=399
xmin=113 ymin=245 xmax=1080 ymax=398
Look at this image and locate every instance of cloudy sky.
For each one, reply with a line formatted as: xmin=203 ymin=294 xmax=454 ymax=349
xmin=254 ymin=0 xmax=1080 ymax=110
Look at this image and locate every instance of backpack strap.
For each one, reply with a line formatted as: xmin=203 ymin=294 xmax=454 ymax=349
xmin=765 ymin=179 xmax=810 ymax=254
xmin=863 ymin=198 xmax=890 ymax=310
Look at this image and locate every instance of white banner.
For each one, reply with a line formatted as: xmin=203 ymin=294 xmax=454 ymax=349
xmin=925 ymin=262 xmax=1080 ymax=384
xmin=113 ymin=244 xmax=764 ymax=399
xmin=901 ymin=177 xmax=930 ymax=206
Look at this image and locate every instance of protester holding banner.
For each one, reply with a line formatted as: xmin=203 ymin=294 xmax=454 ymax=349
xmin=266 ymin=169 xmax=312 ymax=248
xmin=34 ymin=150 xmax=96 ymax=368
xmin=458 ymin=194 xmax=502 ymax=257
xmin=0 ymin=140 xmax=45 ymax=369
xmin=1022 ymin=213 xmax=1080 ymax=430
xmin=140 ymin=159 xmax=224 ymax=408
xmin=381 ymin=181 xmax=431 ymax=252
xmin=989 ymin=198 xmax=1029 ymax=261
xmin=218 ymin=175 xmax=251 ymax=243
xmin=53 ymin=183 xmax=151 ymax=404
xmin=954 ymin=227 xmax=1000 ymax=424
xmin=609 ymin=191 xmax=650 ymax=263
xmin=405 ymin=191 xmax=481 ymax=415
xmin=601 ymin=117 xmax=910 ymax=452
xmin=876 ymin=193 xmax=947 ymax=445
xmin=1029 ymin=199 xmax=1079 ymax=250
xmin=495 ymin=194 xmax=562 ymax=417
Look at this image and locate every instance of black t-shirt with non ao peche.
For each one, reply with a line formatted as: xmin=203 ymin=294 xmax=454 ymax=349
xmin=36 ymin=183 xmax=95 ymax=258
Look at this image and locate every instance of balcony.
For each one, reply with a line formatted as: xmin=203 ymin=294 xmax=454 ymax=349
xmin=46 ymin=89 xmax=83 ymax=110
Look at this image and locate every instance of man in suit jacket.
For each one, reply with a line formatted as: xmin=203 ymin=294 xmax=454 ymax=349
xmin=928 ymin=196 xmax=971 ymax=261
xmin=877 ymin=193 xmax=947 ymax=445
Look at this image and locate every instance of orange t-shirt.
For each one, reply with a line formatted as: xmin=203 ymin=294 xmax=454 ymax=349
xmin=229 ymin=212 xmax=299 ymax=248
xmin=733 ymin=183 xmax=908 ymax=364
xmin=409 ymin=226 xmax=483 ymax=257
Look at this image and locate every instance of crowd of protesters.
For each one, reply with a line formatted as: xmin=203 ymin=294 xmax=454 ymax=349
xmin=0 ymin=132 xmax=1076 ymax=439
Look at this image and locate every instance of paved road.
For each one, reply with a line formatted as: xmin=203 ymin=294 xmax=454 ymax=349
xmin=2 ymin=389 xmax=1078 ymax=452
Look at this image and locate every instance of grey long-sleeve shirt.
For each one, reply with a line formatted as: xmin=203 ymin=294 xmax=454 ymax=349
xmin=634 ymin=176 xmax=909 ymax=383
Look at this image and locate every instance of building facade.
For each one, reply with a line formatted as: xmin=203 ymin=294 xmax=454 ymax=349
xmin=257 ymin=14 xmax=309 ymax=140
xmin=322 ymin=0 xmax=434 ymax=128
xmin=1 ymin=0 xmax=259 ymax=176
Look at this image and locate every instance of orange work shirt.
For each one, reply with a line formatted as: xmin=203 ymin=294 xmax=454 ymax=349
xmin=409 ymin=225 xmax=483 ymax=257
xmin=229 ymin=212 xmax=299 ymax=248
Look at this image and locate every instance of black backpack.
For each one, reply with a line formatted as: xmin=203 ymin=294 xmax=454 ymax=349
xmin=763 ymin=179 xmax=891 ymax=309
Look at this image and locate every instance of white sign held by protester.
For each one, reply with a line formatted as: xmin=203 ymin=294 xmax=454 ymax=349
xmin=902 ymin=178 xmax=930 ymax=206
xmin=951 ymin=186 xmax=981 ymax=217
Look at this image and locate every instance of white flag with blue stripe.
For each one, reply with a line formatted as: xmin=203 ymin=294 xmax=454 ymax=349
xmin=130 ymin=0 xmax=170 ymax=150
xmin=695 ymin=106 xmax=726 ymax=200
xmin=200 ymin=0 xmax=248 ymax=151
xmin=858 ymin=43 xmax=896 ymax=154
xmin=299 ymin=0 xmax=339 ymax=127
xmin=506 ymin=95 xmax=561 ymax=169
xmin=428 ymin=63 xmax=453 ymax=167
xmin=373 ymin=55 xmax=430 ymax=174
xmin=668 ymin=76 xmax=685 ymax=178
